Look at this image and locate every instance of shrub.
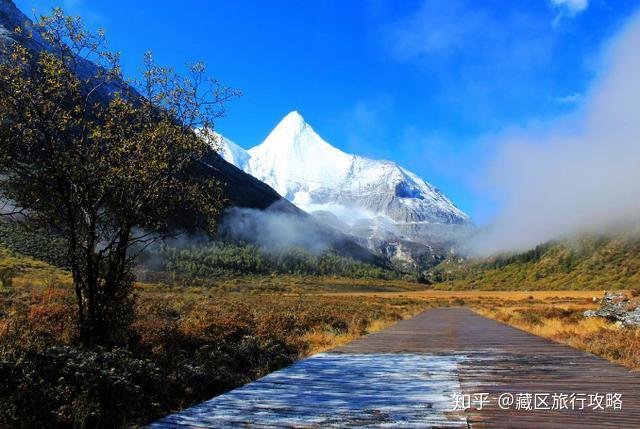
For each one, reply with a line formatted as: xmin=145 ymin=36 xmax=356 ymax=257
xmin=0 ymin=267 xmax=17 ymax=289
xmin=0 ymin=346 xmax=165 ymax=428
xmin=517 ymin=309 xmax=543 ymax=326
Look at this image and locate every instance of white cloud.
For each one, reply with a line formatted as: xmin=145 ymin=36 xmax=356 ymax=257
xmin=549 ymin=0 xmax=589 ymax=16
xmin=555 ymin=93 xmax=582 ymax=104
xmin=380 ymin=0 xmax=559 ymax=124
xmin=383 ymin=0 xmax=493 ymax=61
xmin=468 ymin=10 xmax=640 ymax=255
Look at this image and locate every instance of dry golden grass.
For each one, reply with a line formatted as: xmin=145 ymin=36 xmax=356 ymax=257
xmin=472 ymin=298 xmax=640 ymax=370
xmin=322 ymin=289 xmax=607 ymax=300
xmin=137 ymin=274 xmax=430 ymax=294
xmin=0 ymin=249 xmax=71 ymax=289
xmin=0 ymin=259 xmax=436 ymax=362
xmin=3 ymin=248 xmax=637 ymax=373
xmin=475 ymin=307 xmax=612 ymax=337
xmin=301 ymin=319 xmax=396 ymax=355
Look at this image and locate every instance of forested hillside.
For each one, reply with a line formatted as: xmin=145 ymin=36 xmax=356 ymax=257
xmin=141 ymin=242 xmax=402 ymax=281
xmin=429 ymin=232 xmax=640 ymax=290
xmin=0 ymin=222 xmax=401 ymax=280
xmin=0 ymin=223 xmax=68 ymax=268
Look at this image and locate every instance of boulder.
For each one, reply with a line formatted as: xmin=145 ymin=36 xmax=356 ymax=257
xmin=584 ymin=292 xmax=640 ymax=327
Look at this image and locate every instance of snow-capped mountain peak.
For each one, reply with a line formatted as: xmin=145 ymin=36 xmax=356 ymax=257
xmin=218 ymin=112 xmax=470 ymax=229
xmin=261 ymin=110 xmax=308 ymax=145
xmin=247 ymin=112 xmax=353 ymax=198
xmin=250 ymin=111 xmax=348 ymax=161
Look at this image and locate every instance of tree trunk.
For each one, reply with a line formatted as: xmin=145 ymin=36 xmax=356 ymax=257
xmin=73 ymin=226 xmax=134 ymax=347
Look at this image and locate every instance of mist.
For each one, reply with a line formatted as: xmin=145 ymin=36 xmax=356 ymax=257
xmin=467 ymin=11 xmax=640 ymax=256
xmin=219 ymin=202 xmax=335 ymax=255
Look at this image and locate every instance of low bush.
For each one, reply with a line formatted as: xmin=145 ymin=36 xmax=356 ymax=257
xmin=0 ymin=346 xmax=165 ymax=428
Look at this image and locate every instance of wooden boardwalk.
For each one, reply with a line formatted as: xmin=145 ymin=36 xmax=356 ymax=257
xmin=150 ymin=307 xmax=640 ymax=428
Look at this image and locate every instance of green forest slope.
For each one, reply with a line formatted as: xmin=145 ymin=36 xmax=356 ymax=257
xmin=428 ymin=233 xmax=640 ymax=290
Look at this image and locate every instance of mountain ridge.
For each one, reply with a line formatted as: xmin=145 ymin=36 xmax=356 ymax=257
xmin=216 ymin=111 xmax=472 ymax=266
xmin=0 ymin=0 xmax=286 ymax=212
xmin=218 ymin=111 xmax=470 ymax=226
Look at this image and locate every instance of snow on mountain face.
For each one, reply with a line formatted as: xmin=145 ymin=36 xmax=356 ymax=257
xmin=214 ymin=133 xmax=251 ymax=170
xmin=219 ymin=111 xmax=470 ymax=229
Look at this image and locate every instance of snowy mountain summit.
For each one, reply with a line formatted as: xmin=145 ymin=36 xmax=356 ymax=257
xmin=216 ymin=111 xmax=472 ymax=265
xmin=220 ymin=111 xmax=469 ymax=228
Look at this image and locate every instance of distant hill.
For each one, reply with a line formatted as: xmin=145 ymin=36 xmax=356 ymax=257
xmin=428 ymin=232 xmax=640 ymax=290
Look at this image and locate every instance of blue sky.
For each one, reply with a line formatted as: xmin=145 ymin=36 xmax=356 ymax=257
xmin=15 ymin=0 xmax=640 ymax=223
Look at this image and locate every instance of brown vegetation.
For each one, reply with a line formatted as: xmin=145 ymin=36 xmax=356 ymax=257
xmin=0 ymin=263 xmax=435 ymax=428
xmin=473 ymin=296 xmax=640 ymax=370
xmin=1 ymin=250 xmax=638 ymax=427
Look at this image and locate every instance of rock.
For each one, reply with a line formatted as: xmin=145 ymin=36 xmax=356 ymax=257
xmin=584 ymin=292 xmax=640 ymax=327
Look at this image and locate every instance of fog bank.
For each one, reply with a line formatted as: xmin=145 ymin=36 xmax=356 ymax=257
xmin=468 ymin=11 xmax=640 ymax=255
xmin=219 ymin=203 xmax=334 ymax=255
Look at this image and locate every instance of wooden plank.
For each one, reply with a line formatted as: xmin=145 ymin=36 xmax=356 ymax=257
xmin=149 ymin=307 xmax=640 ymax=428
xmin=149 ymin=352 xmax=468 ymax=428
